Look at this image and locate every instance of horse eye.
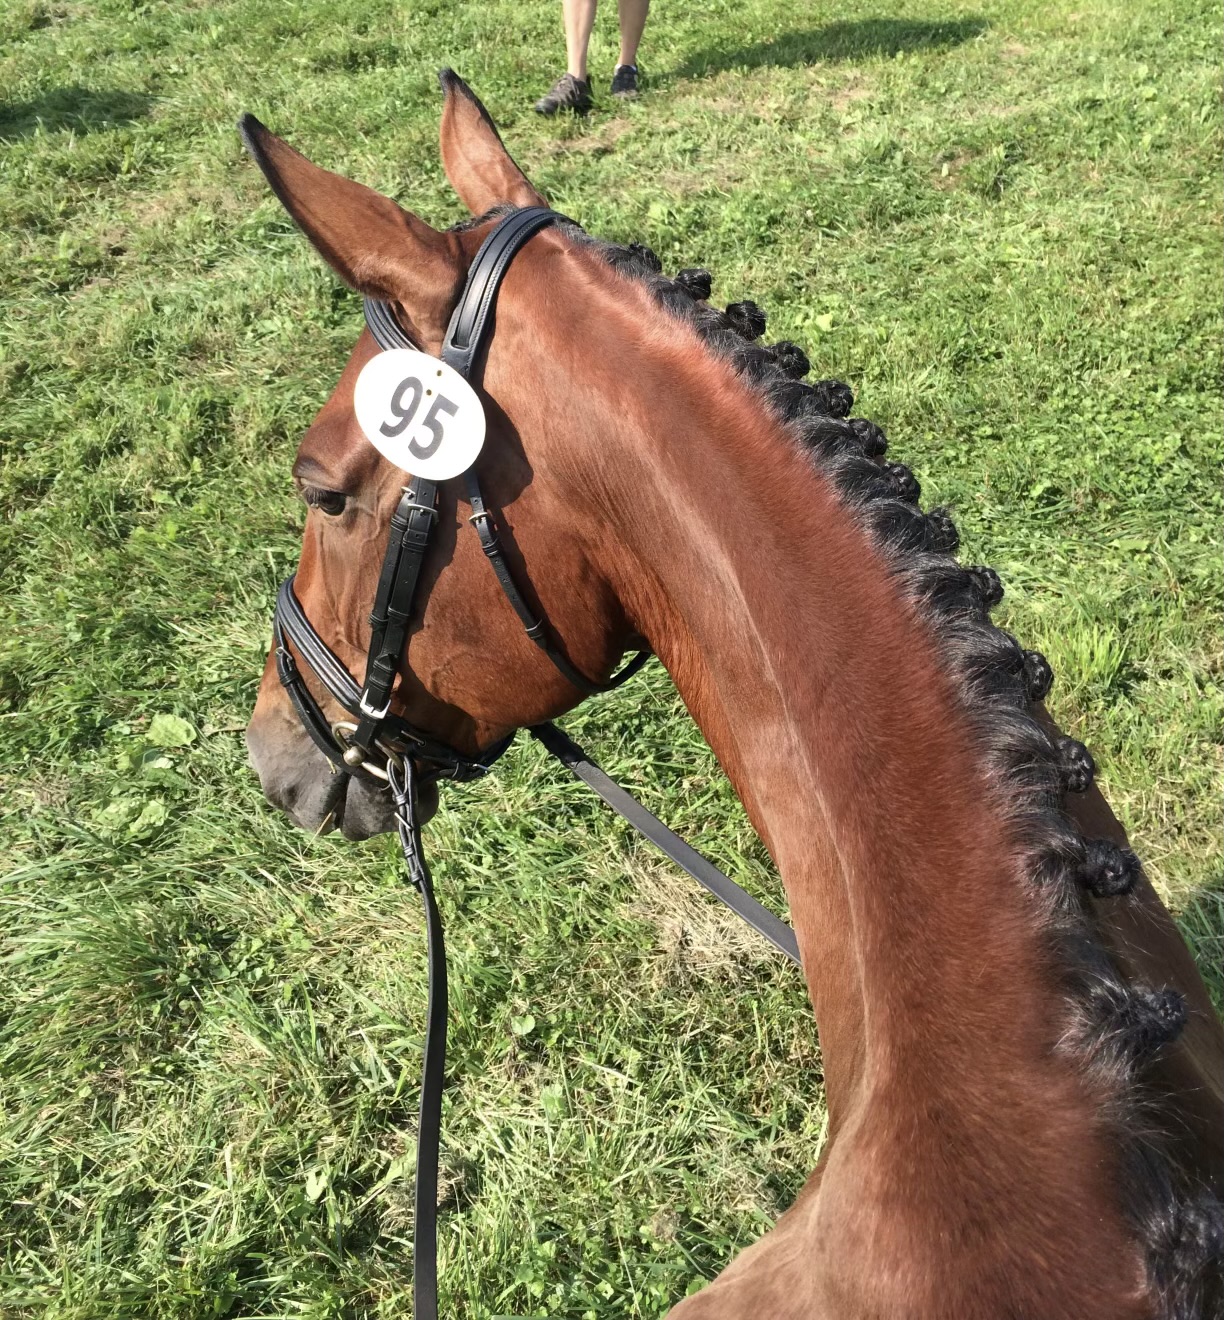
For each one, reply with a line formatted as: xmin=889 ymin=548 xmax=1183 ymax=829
xmin=306 ymin=488 xmax=348 ymax=516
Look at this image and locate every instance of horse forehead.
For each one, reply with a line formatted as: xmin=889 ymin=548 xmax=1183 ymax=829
xmin=294 ymin=406 xmax=365 ymax=477
xmin=294 ymin=390 xmax=383 ymax=493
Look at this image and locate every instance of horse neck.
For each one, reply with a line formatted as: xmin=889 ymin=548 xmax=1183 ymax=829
xmin=509 ymin=271 xmax=1116 ymax=1164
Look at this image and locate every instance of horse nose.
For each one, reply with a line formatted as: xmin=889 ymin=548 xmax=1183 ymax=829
xmin=246 ymin=713 xmax=405 ymax=840
xmin=246 ymin=713 xmax=339 ymax=829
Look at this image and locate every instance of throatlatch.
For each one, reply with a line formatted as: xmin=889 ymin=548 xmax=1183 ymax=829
xmin=269 ymin=207 xmax=798 ymax=1320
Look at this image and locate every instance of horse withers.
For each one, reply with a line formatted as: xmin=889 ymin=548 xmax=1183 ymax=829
xmin=243 ymin=72 xmax=1223 ymax=1319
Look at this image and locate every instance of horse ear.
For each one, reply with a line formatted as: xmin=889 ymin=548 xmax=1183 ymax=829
xmin=238 ymin=114 xmax=463 ymax=344
xmin=438 ymin=69 xmax=547 ymax=213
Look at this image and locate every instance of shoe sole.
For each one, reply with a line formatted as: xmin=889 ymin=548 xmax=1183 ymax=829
xmin=534 ymin=101 xmax=592 ymax=115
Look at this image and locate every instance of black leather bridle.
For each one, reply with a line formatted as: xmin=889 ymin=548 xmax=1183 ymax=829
xmin=273 ymin=206 xmax=647 ymax=791
xmin=266 ymin=205 xmax=799 ymax=1319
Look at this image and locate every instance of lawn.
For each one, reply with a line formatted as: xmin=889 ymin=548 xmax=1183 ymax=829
xmin=0 ymin=0 xmax=1220 ymax=1315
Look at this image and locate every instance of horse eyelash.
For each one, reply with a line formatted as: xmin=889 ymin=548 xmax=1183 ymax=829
xmin=302 ymin=487 xmax=348 ymax=516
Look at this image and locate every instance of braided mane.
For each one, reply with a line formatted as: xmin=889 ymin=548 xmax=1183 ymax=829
xmin=541 ymin=223 xmax=1222 ymax=1318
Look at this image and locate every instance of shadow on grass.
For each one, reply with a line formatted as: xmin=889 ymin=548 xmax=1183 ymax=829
xmin=672 ymin=16 xmax=988 ymax=79
xmin=0 ymin=86 xmax=154 ymax=141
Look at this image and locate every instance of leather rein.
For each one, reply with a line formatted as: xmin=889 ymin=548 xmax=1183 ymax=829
xmin=268 ymin=206 xmax=799 ymax=1318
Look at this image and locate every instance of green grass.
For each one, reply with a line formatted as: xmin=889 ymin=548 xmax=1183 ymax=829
xmin=1 ymin=0 xmax=1220 ymax=1314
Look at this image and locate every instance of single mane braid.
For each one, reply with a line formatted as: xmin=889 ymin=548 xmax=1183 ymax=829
xmin=561 ymin=222 xmax=1222 ymax=1318
xmin=923 ymin=506 xmax=961 ymax=554
xmin=767 ymin=340 xmax=810 ymax=380
xmin=965 ymin=563 xmax=1004 ymax=610
xmin=883 ymin=461 xmax=922 ymax=503
xmin=725 ymin=300 xmax=767 ymax=341
xmin=849 ymin=415 xmax=889 ymax=458
xmin=808 ymin=378 xmax=855 ymax=418
xmin=1021 ymin=647 xmax=1054 ymax=702
xmin=1057 ymin=735 xmax=1096 ymax=794
xmin=1125 ymin=987 xmax=1190 ymax=1059
xmin=674 ymin=267 xmax=712 ymax=299
xmin=1079 ymin=838 xmax=1143 ymax=898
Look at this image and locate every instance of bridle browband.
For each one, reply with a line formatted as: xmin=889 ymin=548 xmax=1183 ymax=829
xmin=266 ymin=205 xmax=798 ymax=1320
xmin=273 ymin=206 xmax=647 ymax=790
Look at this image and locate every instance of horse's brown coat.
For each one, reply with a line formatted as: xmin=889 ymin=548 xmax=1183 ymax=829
xmin=243 ymin=77 xmax=1223 ymax=1318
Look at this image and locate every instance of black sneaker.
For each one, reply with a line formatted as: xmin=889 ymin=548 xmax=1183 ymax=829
xmin=534 ymin=73 xmax=592 ymax=115
xmin=610 ymin=64 xmax=639 ymax=98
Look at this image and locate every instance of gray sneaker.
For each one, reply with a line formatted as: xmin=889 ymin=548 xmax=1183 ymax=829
xmin=534 ymin=73 xmax=593 ymax=115
xmin=610 ymin=64 xmax=639 ymax=98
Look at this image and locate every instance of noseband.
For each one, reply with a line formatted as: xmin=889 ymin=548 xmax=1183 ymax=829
xmin=266 ymin=206 xmax=797 ymax=1319
xmin=272 ymin=207 xmax=647 ymax=789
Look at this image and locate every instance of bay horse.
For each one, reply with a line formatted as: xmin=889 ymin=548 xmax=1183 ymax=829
xmin=243 ymin=72 xmax=1223 ymax=1319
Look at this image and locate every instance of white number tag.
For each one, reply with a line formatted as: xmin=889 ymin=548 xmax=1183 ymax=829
xmin=352 ymin=348 xmax=486 ymax=480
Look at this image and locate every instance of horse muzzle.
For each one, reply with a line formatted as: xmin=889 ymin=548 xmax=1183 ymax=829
xmin=246 ymin=711 xmax=438 ymax=840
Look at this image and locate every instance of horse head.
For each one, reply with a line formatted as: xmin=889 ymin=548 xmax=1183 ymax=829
xmin=244 ymin=73 xmax=644 ymax=838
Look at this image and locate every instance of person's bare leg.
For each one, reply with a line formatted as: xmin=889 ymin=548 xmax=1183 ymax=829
xmin=616 ymin=0 xmax=649 ymax=68
xmin=536 ymin=0 xmax=596 ymax=113
xmin=564 ymin=0 xmax=598 ymax=80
